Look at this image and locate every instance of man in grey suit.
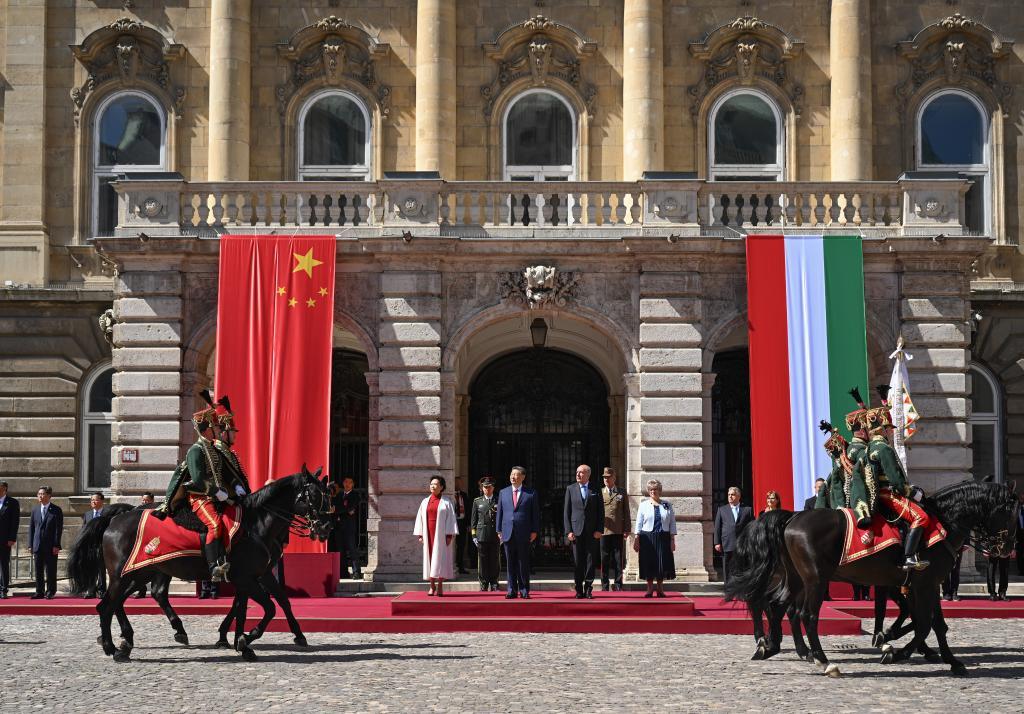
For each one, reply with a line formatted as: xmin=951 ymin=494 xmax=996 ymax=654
xmin=28 ymin=486 xmax=63 ymax=599
xmin=713 ymin=486 xmax=753 ymax=585
xmin=564 ymin=464 xmax=604 ymax=599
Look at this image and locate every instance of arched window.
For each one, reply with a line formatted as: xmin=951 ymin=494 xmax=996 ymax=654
xmin=708 ymin=90 xmax=784 ymax=180
xmin=93 ymin=92 xmax=167 ymax=236
xmin=80 ymin=364 xmax=115 ymax=491
xmin=968 ymin=362 xmax=1004 ymax=482
xmin=298 ymin=90 xmax=371 ymax=180
xmin=503 ymin=90 xmax=576 ymax=181
xmin=916 ymin=90 xmax=990 ymax=235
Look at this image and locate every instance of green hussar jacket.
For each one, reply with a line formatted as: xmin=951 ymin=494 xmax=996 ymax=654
xmin=867 ymin=435 xmax=910 ymax=496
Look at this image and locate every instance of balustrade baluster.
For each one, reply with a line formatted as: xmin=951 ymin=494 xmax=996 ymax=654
xmin=752 ymin=195 xmax=767 ymax=225
xmin=568 ymin=192 xmax=582 ymax=226
xmin=196 ymin=193 xmax=211 ymax=226
xmin=534 ymin=192 xmax=547 ymax=227
xmin=811 ymin=193 xmax=825 ymax=227
xmin=737 ymin=194 xmax=751 ymax=227
xmin=710 ymin=193 xmax=724 ymax=226
xmin=600 ymin=193 xmax=612 ymax=226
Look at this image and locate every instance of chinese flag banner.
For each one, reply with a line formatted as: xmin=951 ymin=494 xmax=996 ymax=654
xmin=215 ymin=235 xmax=336 ymax=554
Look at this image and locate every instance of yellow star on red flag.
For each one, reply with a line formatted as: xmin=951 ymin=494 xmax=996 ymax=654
xmin=276 ymin=286 xmax=286 ymax=296
xmin=318 ymin=287 xmax=328 ymax=297
xmin=306 ymin=298 xmax=316 ymax=308
xmin=287 ymin=298 xmax=298 ymax=308
xmin=293 ymin=248 xmax=323 ymax=278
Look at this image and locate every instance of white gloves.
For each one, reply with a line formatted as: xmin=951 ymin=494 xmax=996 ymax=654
xmin=234 ymin=485 xmax=246 ymax=497
xmin=215 ymin=489 xmax=229 ymax=502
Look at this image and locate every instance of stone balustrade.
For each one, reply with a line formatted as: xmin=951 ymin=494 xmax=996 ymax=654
xmin=114 ymin=176 xmax=973 ymax=239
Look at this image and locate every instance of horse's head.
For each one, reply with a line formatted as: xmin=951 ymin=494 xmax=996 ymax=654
xmin=974 ymin=482 xmax=1020 ymax=558
xmin=294 ymin=465 xmax=335 ymax=543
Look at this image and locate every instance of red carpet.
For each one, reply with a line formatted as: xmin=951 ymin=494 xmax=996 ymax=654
xmin=0 ymin=593 xmax=1016 ymax=635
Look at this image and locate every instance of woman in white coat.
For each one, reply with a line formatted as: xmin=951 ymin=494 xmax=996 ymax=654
xmin=413 ymin=475 xmax=459 ymax=596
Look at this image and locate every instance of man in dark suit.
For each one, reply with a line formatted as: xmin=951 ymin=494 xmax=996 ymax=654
xmin=28 ymin=486 xmax=63 ymax=599
xmin=452 ymin=485 xmax=471 ymax=575
xmin=81 ymin=492 xmax=107 ymax=597
xmin=564 ymin=464 xmax=604 ymax=598
xmin=0 ymin=480 xmax=21 ymax=599
xmin=332 ymin=477 xmax=363 ymax=580
xmin=803 ymin=478 xmax=826 ymax=511
xmin=496 ymin=466 xmax=540 ymax=599
xmin=713 ymin=486 xmax=753 ymax=585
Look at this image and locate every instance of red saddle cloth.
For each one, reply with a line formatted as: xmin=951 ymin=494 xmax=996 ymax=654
xmin=122 ymin=505 xmax=242 ymax=576
xmin=839 ymin=509 xmax=947 ymax=566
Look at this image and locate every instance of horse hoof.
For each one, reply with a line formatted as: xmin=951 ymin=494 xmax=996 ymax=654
xmin=922 ymin=650 xmax=942 ymax=664
xmin=751 ymin=647 xmax=766 ymax=661
xmin=215 ymin=638 xmax=231 ymax=649
xmin=174 ymin=632 xmax=189 ymax=646
xmin=763 ymin=647 xmax=780 ymax=660
xmin=880 ymin=650 xmax=894 ymax=665
xmin=112 ymin=650 xmax=132 ymax=663
xmin=101 ymin=642 xmax=116 ymax=656
xmin=240 ymin=647 xmax=257 ymax=663
xmin=805 ymin=653 xmax=817 ymax=665
xmin=871 ymin=633 xmax=885 ymax=649
xmin=950 ymin=661 xmax=967 ymax=676
xmin=294 ymin=635 xmax=308 ymax=647
xmin=824 ymin=664 xmax=842 ymax=678
xmin=235 ymin=635 xmax=249 ymax=653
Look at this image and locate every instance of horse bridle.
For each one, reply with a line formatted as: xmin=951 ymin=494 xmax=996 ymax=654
xmin=968 ymin=501 xmax=1020 ymax=559
xmin=261 ymin=479 xmax=333 ymax=539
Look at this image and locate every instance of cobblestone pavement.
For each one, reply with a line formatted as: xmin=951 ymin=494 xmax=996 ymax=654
xmin=1 ymin=616 xmax=1022 ymax=713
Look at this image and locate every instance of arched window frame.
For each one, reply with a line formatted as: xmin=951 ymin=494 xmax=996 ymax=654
xmin=915 ymin=89 xmax=991 ymax=236
xmin=968 ymin=361 xmax=1004 ymax=483
xmin=91 ymin=90 xmax=168 ymax=237
xmin=501 ymin=89 xmax=578 ymax=181
xmin=80 ymin=362 xmax=116 ymax=493
xmin=708 ymin=88 xmax=785 ymax=181
xmin=296 ymin=88 xmax=373 ymax=181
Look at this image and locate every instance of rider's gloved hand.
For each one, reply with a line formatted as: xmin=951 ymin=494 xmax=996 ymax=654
xmin=234 ymin=485 xmax=246 ymax=497
xmin=215 ymin=489 xmax=229 ymax=502
xmin=472 ymin=538 xmax=479 ymax=547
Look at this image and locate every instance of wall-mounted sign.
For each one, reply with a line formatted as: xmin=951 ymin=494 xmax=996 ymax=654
xmin=120 ymin=448 xmax=139 ymax=464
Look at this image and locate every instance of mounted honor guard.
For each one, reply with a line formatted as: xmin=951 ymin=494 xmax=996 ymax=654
xmin=159 ymin=390 xmax=246 ymax=581
xmin=862 ymin=384 xmax=932 ymax=571
xmin=816 ymin=419 xmax=873 ymax=529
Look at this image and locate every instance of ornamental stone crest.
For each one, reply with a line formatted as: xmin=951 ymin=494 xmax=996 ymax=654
xmin=498 ymin=265 xmax=581 ymax=309
xmin=480 ymin=16 xmax=598 ymax=120
xmin=687 ymin=16 xmax=804 ymax=120
xmin=895 ymin=13 xmax=1013 ymax=117
xmin=276 ymin=17 xmax=392 ymax=118
xmin=70 ymin=18 xmax=186 ymax=121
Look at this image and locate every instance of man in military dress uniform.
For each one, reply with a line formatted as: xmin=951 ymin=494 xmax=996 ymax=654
xmin=861 ymin=386 xmax=931 ymax=571
xmin=816 ymin=411 xmax=873 ymax=529
xmin=160 ymin=392 xmax=249 ymax=582
xmin=470 ymin=477 xmax=500 ymax=591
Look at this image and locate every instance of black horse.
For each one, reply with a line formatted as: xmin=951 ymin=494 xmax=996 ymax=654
xmin=728 ymin=480 xmax=1019 ymax=676
xmin=68 ymin=468 xmax=332 ymax=662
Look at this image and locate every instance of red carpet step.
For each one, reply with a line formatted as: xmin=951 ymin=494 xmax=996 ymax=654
xmin=833 ymin=598 xmax=1024 ymax=620
xmin=389 ymin=590 xmax=697 ymax=617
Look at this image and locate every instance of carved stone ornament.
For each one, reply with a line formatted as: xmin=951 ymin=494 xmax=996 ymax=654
xmin=70 ymin=18 xmax=186 ymax=122
xmin=98 ymin=308 xmax=116 ymax=345
xmin=480 ymin=16 xmax=598 ymax=120
xmin=276 ymin=16 xmax=392 ymax=119
xmin=498 ymin=265 xmax=582 ymax=309
xmin=687 ymin=16 xmax=805 ymax=120
xmin=895 ymin=13 xmax=1013 ymax=117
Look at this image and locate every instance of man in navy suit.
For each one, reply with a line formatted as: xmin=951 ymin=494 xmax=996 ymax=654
xmin=0 ymin=481 xmax=21 ymax=599
xmin=713 ymin=486 xmax=753 ymax=586
xmin=80 ymin=492 xmax=107 ymax=597
xmin=496 ymin=466 xmax=540 ymax=599
xmin=564 ymin=464 xmax=604 ymax=598
xmin=29 ymin=486 xmax=63 ymax=599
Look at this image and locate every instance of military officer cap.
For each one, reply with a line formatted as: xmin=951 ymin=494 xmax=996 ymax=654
xmin=478 ymin=476 xmax=494 ymax=487
xmin=845 ymin=386 xmax=869 ymax=431
xmin=859 ymin=384 xmax=893 ymax=433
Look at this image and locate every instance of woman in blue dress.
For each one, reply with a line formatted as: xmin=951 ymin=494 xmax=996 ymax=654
xmin=633 ymin=479 xmax=676 ymax=597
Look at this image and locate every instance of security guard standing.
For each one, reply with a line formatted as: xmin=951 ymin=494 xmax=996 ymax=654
xmin=470 ymin=476 xmax=500 ymax=591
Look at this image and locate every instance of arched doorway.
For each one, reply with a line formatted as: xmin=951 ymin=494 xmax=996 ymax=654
xmin=469 ymin=349 xmax=610 ymax=567
xmin=711 ymin=348 xmax=753 ymax=509
xmin=329 ymin=349 xmax=370 ymax=561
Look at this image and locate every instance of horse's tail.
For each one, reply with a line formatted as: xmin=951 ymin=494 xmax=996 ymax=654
xmin=724 ymin=509 xmax=795 ymax=606
xmin=67 ymin=504 xmax=132 ymax=593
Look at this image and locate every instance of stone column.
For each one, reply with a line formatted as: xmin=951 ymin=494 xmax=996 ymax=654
xmin=110 ymin=270 xmax=184 ymax=500
xmin=414 ymin=0 xmax=456 ymax=177
xmin=622 ymin=0 xmax=664 ymax=180
xmin=637 ymin=270 xmax=709 ymax=580
xmin=829 ymin=0 xmax=872 ymax=180
xmin=0 ymin=0 xmax=48 ymax=285
xmin=208 ymin=0 xmax=252 ymax=181
xmin=370 ymin=271 xmax=444 ymax=578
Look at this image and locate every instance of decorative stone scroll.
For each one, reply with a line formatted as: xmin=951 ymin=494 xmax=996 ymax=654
xmin=687 ymin=16 xmax=805 ymax=119
xmin=276 ymin=16 xmax=392 ymax=118
xmin=70 ymin=18 xmax=186 ymax=121
xmin=498 ymin=265 xmax=582 ymax=309
xmin=895 ymin=13 xmax=1014 ymax=116
xmin=480 ymin=15 xmax=598 ymax=120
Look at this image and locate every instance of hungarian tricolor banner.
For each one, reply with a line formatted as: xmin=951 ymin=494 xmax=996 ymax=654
xmin=215 ymin=235 xmax=336 ymax=553
xmin=745 ymin=234 xmax=869 ymax=509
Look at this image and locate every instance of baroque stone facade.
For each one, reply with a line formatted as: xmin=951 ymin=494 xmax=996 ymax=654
xmin=1 ymin=0 xmax=1022 ymax=580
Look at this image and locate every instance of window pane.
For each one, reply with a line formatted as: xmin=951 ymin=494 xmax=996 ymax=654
xmin=970 ymin=423 xmax=996 ymax=480
xmin=88 ymin=368 xmax=115 ymax=413
xmin=99 ymin=96 xmax=162 ymax=165
xmin=506 ymin=93 xmax=573 ymax=167
xmin=714 ymin=94 xmax=777 ymax=165
xmin=971 ymin=367 xmax=995 ymax=414
xmin=88 ymin=423 xmax=112 ymax=489
xmin=96 ymin=176 xmax=119 ymax=236
xmin=964 ymin=175 xmax=985 ymax=234
xmin=921 ymin=94 xmax=984 ymax=165
xmin=303 ymin=95 xmax=367 ymax=166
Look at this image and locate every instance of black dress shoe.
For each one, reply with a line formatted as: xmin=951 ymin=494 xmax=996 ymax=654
xmin=575 ymin=591 xmax=584 ymax=599
xmin=31 ymin=593 xmax=44 ymax=600
xmin=612 ymin=584 xmax=622 ymax=592
xmin=0 ymin=591 xmax=7 ymax=599
xmin=520 ymin=592 xmax=530 ymax=599
xmin=505 ymin=592 xmax=517 ymax=599
xmin=600 ymin=584 xmax=610 ymax=592
xmin=585 ymin=591 xmax=594 ymax=599
xmin=45 ymin=593 xmax=55 ymax=600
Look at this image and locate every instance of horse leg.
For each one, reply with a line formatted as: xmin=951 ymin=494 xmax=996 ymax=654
xmin=261 ymin=571 xmax=307 ymax=647
xmin=107 ymin=581 xmax=135 ymax=663
xmin=749 ymin=604 xmax=769 ymax=660
xmin=97 ymin=589 xmax=118 ymax=657
xmin=801 ymin=582 xmax=840 ymax=677
xmin=761 ymin=601 xmax=785 ymax=659
xmin=930 ymin=599 xmax=966 ymax=674
xmin=216 ymin=599 xmax=237 ymax=648
xmin=871 ymin=586 xmax=888 ymax=648
xmin=240 ymin=578 xmax=276 ymax=646
xmin=233 ymin=595 xmax=248 ymax=649
xmin=883 ymin=589 xmax=909 ymax=642
xmin=150 ymin=576 xmax=188 ymax=645
xmin=885 ymin=589 xmax=935 ymax=666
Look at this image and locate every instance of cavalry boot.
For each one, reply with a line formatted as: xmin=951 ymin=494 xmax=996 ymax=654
xmin=205 ymin=541 xmax=231 ymax=582
xmin=901 ymin=527 xmax=929 ymax=571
